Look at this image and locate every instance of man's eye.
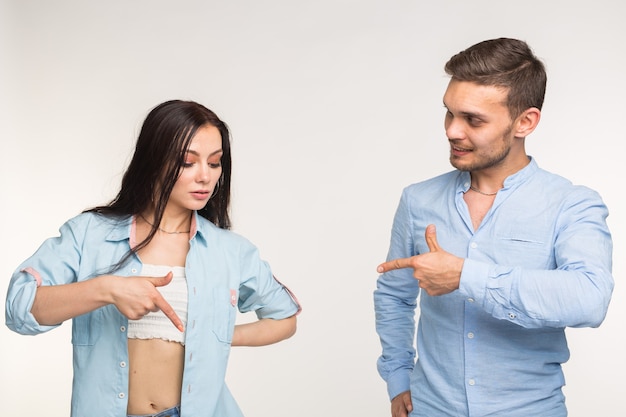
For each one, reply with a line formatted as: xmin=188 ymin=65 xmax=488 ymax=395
xmin=467 ymin=117 xmax=482 ymax=126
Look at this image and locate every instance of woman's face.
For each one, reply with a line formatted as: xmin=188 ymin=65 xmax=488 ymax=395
xmin=167 ymin=124 xmax=223 ymax=215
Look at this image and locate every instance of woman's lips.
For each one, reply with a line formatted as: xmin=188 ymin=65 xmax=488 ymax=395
xmin=191 ymin=191 xmax=210 ymax=199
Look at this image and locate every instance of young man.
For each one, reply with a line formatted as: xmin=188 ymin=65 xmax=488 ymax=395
xmin=374 ymin=38 xmax=613 ymax=417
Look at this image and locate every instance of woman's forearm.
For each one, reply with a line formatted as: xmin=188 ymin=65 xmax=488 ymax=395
xmin=30 ymin=276 xmax=114 ymax=325
xmin=232 ymin=315 xmax=297 ymax=347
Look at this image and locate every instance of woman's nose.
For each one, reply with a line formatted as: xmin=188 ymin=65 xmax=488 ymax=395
xmin=197 ymin=164 xmax=211 ymax=182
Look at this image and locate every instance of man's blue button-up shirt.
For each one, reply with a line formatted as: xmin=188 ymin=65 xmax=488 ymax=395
xmin=374 ymin=158 xmax=613 ymax=416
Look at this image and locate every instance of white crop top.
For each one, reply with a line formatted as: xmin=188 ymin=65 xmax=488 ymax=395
xmin=127 ymin=264 xmax=188 ymax=345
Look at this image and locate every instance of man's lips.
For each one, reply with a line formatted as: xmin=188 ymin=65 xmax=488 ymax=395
xmin=450 ymin=142 xmax=473 ymax=156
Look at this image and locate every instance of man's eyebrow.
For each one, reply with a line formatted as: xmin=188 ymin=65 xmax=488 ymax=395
xmin=459 ymin=110 xmax=485 ymax=119
xmin=443 ymin=103 xmax=486 ymax=119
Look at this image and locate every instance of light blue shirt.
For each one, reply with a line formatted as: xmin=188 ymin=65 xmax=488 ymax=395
xmin=6 ymin=211 xmax=300 ymax=417
xmin=374 ymin=158 xmax=613 ymax=417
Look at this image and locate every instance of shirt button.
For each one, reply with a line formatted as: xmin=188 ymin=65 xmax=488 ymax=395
xmin=509 ymin=313 xmax=516 ymax=319
xmin=467 ymin=332 xmax=474 ymax=339
xmin=120 ymin=361 xmax=127 ymax=368
xmin=468 ymin=379 xmax=476 ymax=386
xmin=118 ymin=393 xmax=126 ymax=399
xmin=120 ymin=326 xmax=126 ymax=332
xmin=470 ymin=242 xmax=478 ymax=249
xmin=467 ymin=298 xmax=474 ymax=303
xmin=131 ymin=268 xmax=137 ymax=274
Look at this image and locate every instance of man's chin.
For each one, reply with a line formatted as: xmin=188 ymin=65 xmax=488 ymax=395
xmin=449 ymin=157 xmax=471 ymax=172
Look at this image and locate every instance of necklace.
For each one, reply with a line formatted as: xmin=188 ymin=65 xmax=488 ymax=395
xmin=469 ymin=185 xmax=499 ymax=196
xmin=140 ymin=214 xmax=190 ymax=235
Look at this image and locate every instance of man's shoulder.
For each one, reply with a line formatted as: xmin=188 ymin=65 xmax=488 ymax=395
xmin=403 ymin=170 xmax=461 ymax=194
xmin=532 ymin=167 xmax=600 ymax=197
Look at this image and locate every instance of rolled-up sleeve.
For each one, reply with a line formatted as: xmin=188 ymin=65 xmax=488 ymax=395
xmin=6 ymin=218 xmax=82 ymax=334
xmin=237 ymin=240 xmax=301 ymax=319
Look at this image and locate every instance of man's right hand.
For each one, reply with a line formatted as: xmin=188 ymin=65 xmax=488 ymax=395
xmin=391 ymin=391 xmax=413 ymax=417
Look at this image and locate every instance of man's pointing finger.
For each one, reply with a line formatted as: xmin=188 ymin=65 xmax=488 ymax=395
xmin=377 ymin=257 xmax=412 ymax=274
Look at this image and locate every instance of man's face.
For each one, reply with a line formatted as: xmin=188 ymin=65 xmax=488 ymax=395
xmin=443 ymin=79 xmax=517 ymax=173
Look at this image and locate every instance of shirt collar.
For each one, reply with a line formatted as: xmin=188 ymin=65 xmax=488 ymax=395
xmin=502 ymin=156 xmax=538 ymax=189
xmin=456 ymin=156 xmax=538 ymax=193
xmin=104 ymin=215 xmax=133 ymax=244
xmin=190 ymin=211 xmax=219 ymax=244
xmin=103 ymin=211 xmax=215 ymax=248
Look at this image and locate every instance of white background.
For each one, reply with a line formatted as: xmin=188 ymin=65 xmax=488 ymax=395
xmin=1 ymin=1 xmax=624 ymax=416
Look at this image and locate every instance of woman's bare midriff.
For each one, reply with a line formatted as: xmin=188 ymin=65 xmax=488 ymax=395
xmin=126 ymin=338 xmax=185 ymax=415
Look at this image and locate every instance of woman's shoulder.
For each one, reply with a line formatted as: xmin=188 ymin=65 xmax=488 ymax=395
xmin=196 ymin=216 xmax=255 ymax=246
xmin=66 ymin=211 xmax=129 ymax=225
xmin=62 ymin=211 xmax=132 ymax=235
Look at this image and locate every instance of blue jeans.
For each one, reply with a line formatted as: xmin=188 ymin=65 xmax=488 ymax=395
xmin=127 ymin=405 xmax=180 ymax=417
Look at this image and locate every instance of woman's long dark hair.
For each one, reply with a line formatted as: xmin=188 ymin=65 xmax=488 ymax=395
xmin=85 ymin=100 xmax=232 ymax=270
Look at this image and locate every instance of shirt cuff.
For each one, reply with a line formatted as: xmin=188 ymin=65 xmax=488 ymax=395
xmin=386 ymin=369 xmax=411 ymax=401
xmin=458 ymin=258 xmax=490 ymax=302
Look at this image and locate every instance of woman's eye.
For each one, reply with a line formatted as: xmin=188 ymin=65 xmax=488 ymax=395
xmin=182 ymin=162 xmax=194 ymax=168
xmin=209 ymin=162 xmax=222 ymax=169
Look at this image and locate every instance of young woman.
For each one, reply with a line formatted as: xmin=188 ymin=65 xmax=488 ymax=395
xmin=6 ymin=100 xmax=301 ymax=417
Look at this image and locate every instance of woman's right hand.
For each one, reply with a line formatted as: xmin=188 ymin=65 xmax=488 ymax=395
xmin=31 ymin=272 xmax=183 ymax=332
xmin=109 ymin=272 xmax=184 ymax=331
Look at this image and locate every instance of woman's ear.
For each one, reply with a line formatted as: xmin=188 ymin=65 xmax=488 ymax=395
xmin=514 ymin=107 xmax=541 ymax=138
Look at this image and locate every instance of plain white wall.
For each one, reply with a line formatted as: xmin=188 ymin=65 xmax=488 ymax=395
xmin=1 ymin=1 xmax=624 ymax=415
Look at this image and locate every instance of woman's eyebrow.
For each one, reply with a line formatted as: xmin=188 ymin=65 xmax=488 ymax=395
xmin=186 ymin=149 xmax=223 ymax=157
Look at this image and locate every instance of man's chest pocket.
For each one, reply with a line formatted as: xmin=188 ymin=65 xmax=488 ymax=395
xmin=495 ymin=226 xmax=554 ymax=268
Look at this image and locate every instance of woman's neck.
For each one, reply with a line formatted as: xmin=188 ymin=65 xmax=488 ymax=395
xmin=140 ymin=210 xmax=192 ymax=235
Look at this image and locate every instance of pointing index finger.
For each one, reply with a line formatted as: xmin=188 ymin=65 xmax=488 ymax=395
xmin=154 ymin=295 xmax=184 ymax=332
xmin=377 ymin=257 xmax=413 ymax=273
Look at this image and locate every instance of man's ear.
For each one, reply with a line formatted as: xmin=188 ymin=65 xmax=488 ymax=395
xmin=514 ymin=107 xmax=541 ymax=138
